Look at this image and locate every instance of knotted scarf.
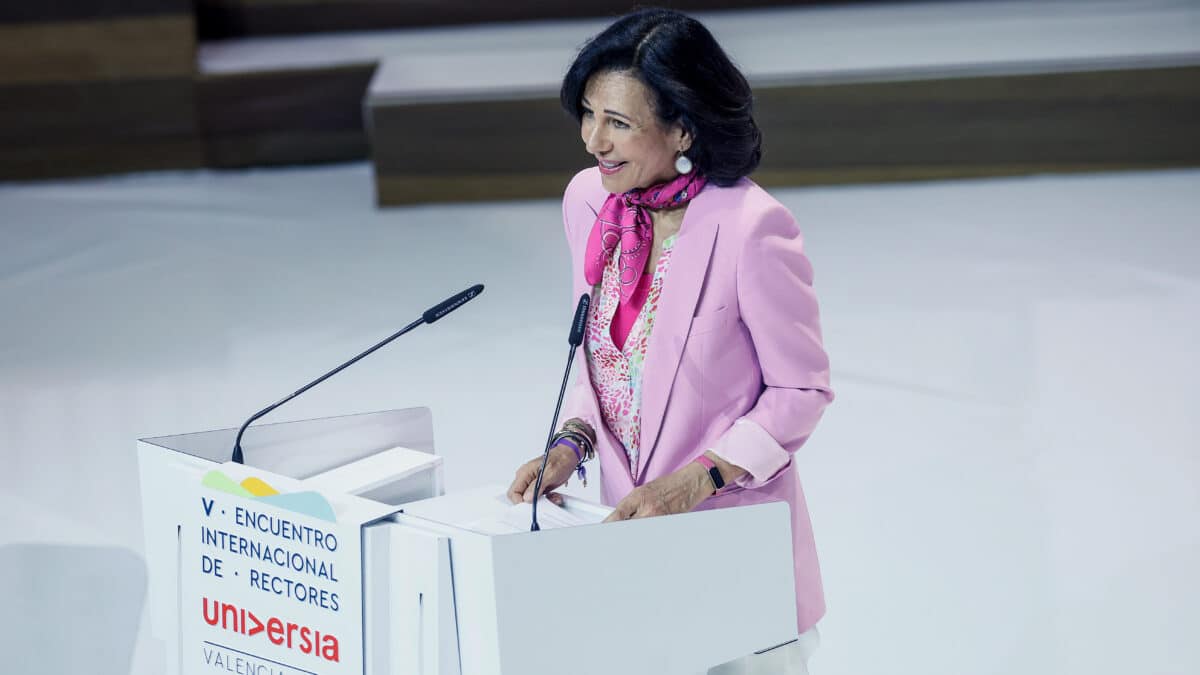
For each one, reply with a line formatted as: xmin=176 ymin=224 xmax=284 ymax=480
xmin=583 ymin=171 xmax=708 ymax=307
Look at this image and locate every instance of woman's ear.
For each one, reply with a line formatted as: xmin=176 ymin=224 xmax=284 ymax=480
xmin=668 ymin=117 xmax=693 ymax=153
xmin=677 ymin=125 xmax=694 ymax=154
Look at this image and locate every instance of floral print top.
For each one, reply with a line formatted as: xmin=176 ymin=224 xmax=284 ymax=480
xmin=585 ymin=233 xmax=677 ymax=475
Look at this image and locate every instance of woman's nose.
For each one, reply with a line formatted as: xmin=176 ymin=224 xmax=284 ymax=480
xmin=583 ymin=124 xmax=609 ymax=155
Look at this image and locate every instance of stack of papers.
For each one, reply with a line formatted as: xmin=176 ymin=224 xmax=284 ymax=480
xmin=465 ymin=495 xmax=604 ymax=535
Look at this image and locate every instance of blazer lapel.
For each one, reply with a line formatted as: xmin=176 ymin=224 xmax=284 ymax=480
xmin=635 ymin=211 xmax=719 ymax=480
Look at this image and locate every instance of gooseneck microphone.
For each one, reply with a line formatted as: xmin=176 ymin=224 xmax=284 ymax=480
xmin=531 ymin=293 xmax=591 ymax=531
xmin=231 ymin=284 xmax=484 ymax=464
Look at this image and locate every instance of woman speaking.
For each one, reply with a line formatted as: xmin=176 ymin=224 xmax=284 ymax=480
xmin=507 ymin=9 xmax=834 ymax=673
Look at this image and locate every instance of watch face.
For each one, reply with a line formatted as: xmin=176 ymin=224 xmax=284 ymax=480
xmin=708 ymin=466 xmax=725 ymax=491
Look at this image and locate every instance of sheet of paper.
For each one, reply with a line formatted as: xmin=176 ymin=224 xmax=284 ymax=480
xmin=465 ymin=495 xmax=604 ymax=535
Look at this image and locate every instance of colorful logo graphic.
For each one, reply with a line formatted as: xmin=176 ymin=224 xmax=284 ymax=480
xmin=201 ymin=470 xmax=336 ymax=522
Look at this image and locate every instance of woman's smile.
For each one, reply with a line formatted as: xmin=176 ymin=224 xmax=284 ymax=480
xmin=598 ymin=160 xmax=627 ymax=175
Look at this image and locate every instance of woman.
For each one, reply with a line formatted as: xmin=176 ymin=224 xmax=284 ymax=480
xmin=507 ymin=8 xmax=833 ymax=674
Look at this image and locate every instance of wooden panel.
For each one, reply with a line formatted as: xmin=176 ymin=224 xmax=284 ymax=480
xmin=198 ymin=64 xmax=377 ymax=167
xmin=0 ymin=15 xmax=195 ymax=84
xmin=0 ymin=4 xmax=200 ymax=181
xmin=375 ymin=172 xmax=573 ymax=206
xmin=750 ymin=162 xmax=1200 ymax=188
xmin=199 ymin=64 xmax=375 ymax=134
xmin=0 ymin=77 xmax=197 ymax=143
xmin=196 ymin=0 xmax=829 ymax=38
xmin=0 ymin=75 xmax=201 ymax=180
xmin=205 ymin=130 xmax=369 ymax=168
xmin=370 ymin=97 xmax=582 ymax=175
xmin=370 ymin=64 xmax=1200 ymax=205
xmin=0 ymin=137 xmax=205 ymax=182
xmin=0 ymin=0 xmax=191 ymax=24
xmin=753 ymin=65 xmax=1200 ymax=172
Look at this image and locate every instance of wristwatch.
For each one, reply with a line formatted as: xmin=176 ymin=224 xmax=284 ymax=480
xmin=693 ymin=454 xmax=725 ymax=493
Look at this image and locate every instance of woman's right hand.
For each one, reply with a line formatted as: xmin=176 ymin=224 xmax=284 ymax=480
xmin=506 ymin=444 xmax=578 ymax=506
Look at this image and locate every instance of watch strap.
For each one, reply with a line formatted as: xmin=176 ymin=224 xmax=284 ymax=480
xmin=694 ymin=454 xmax=725 ymax=492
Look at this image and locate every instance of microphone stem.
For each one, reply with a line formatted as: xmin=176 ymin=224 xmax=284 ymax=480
xmin=232 ymin=316 xmax=426 ymax=464
xmin=531 ymin=343 xmax=578 ymax=531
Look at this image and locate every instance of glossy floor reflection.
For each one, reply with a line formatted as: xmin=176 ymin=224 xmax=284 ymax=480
xmin=1 ymin=164 xmax=1197 ymax=675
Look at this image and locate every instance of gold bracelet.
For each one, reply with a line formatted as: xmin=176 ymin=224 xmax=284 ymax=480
xmin=561 ymin=418 xmax=597 ymax=448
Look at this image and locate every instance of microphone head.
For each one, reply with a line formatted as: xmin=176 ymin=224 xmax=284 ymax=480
xmin=423 ymin=284 xmax=484 ymax=324
xmin=569 ymin=293 xmax=591 ymax=346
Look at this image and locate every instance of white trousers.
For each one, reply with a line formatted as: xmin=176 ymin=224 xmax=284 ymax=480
xmin=703 ymin=626 xmax=820 ymax=675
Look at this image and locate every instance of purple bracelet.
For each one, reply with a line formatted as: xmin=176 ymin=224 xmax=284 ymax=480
xmin=553 ymin=437 xmax=588 ymax=487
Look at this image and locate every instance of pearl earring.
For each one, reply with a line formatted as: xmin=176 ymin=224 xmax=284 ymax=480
xmin=674 ymin=153 xmax=693 ymax=175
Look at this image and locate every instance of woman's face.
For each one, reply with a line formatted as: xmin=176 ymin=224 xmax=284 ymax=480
xmin=580 ymin=70 xmax=691 ymax=194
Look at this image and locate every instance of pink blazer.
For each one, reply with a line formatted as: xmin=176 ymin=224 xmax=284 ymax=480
xmin=559 ymin=168 xmax=835 ymax=633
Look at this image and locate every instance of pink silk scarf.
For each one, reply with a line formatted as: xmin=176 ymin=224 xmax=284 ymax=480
xmin=583 ymin=172 xmax=708 ymax=306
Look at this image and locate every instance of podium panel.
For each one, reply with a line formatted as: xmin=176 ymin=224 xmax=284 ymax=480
xmin=138 ymin=411 xmax=801 ymax=675
xmin=399 ymin=487 xmax=799 ymax=675
xmin=138 ymin=408 xmax=441 ymax=675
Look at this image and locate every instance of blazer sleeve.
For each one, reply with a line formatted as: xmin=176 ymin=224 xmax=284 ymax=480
xmin=709 ymin=203 xmax=834 ymax=489
xmin=556 ymin=175 xmax=601 ymax=434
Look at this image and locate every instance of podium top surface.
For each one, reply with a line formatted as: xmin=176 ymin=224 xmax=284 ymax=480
xmin=139 ymin=407 xmax=434 ymax=479
xmin=398 ymin=484 xmax=611 ymax=535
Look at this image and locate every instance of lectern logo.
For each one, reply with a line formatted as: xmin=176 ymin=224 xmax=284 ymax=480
xmin=202 ymin=598 xmax=340 ymax=663
xmin=200 ymin=470 xmax=337 ymax=522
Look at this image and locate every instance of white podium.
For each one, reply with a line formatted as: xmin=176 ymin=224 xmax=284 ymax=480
xmin=138 ymin=409 xmax=800 ymax=675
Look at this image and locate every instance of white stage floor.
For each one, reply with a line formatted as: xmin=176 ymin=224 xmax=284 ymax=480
xmin=1 ymin=163 xmax=1197 ymax=674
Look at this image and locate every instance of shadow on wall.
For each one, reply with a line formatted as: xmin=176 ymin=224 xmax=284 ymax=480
xmin=0 ymin=544 xmax=146 ymax=675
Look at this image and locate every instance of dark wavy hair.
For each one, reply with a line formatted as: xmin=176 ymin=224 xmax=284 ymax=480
xmin=560 ymin=8 xmax=762 ymax=187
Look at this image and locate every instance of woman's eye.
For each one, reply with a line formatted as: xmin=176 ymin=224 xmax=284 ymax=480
xmin=582 ymin=109 xmax=594 ymax=118
xmin=612 ymin=119 xmax=629 ymax=129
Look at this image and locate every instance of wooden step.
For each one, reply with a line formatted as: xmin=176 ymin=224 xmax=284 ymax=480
xmin=194 ymin=0 xmax=830 ymax=39
xmin=365 ymin=1 xmax=1200 ymax=205
xmin=0 ymin=2 xmax=202 ymax=180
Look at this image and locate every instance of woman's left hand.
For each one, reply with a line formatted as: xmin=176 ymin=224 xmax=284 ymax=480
xmin=603 ymin=463 xmax=712 ymax=522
